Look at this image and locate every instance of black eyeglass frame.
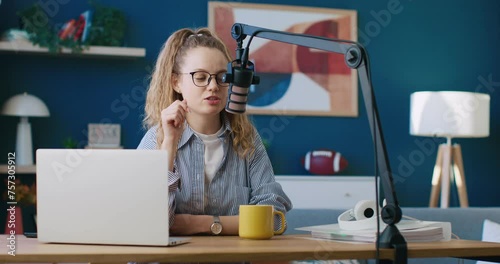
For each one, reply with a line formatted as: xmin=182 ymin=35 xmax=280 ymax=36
xmin=177 ymin=71 xmax=229 ymax=87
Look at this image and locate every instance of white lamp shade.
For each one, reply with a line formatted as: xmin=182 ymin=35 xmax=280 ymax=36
xmin=410 ymin=91 xmax=490 ymax=138
xmin=1 ymin=92 xmax=50 ymax=117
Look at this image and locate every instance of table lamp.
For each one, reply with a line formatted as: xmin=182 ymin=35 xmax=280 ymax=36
xmin=410 ymin=91 xmax=490 ymax=208
xmin=1 ymin=92 xmax=50 ymax=165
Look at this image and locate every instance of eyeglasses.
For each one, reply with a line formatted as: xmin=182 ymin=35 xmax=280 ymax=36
xmin=178 ymin=71 xmax=229 ymax=88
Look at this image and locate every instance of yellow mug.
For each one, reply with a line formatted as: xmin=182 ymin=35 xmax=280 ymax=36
xmin=239 ymin=205 xmax=286 ymax=239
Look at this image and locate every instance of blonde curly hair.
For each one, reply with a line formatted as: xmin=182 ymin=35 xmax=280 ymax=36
xmin=143 ymin=27 xmax=255 ymax=157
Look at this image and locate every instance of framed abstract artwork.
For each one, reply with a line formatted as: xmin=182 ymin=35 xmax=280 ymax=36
xmin=208 ymin=2 xmax=358 ymax=117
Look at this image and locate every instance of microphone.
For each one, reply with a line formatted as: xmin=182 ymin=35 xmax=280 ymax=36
xmin=223 ymin=49 xmax=260 ymax=114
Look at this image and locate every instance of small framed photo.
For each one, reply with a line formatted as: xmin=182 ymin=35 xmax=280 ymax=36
xmin=87 ymin=123 xmax=122 ymax=148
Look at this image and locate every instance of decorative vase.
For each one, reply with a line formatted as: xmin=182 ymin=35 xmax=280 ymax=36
xmin=5 ymin=206 xmax=24 ymax=234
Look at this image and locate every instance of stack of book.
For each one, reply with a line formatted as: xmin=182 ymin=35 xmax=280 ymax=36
xmin=296 ymin=220 xmax=452 ymax=243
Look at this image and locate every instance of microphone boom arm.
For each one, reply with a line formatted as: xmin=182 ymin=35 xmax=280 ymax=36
xmin=230 ymin=23 xmax=407 ymax=263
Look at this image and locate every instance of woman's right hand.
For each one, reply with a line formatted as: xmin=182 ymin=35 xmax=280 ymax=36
xmin=160 ymin=99 xmax=189 ymax=164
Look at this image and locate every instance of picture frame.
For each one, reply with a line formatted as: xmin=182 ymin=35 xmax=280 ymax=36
xmin=87 ymin=123 xmax=122 ymax=148
xmin=208 ymin=2 xmax=358 ymax=117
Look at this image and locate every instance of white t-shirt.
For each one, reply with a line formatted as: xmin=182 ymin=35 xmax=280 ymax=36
xmin=194 ymin=126 xmax=224 ymax=183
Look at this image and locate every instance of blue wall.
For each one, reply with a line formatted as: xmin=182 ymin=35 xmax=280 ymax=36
xmin=1 ymin=0 xmax=499 ymax=207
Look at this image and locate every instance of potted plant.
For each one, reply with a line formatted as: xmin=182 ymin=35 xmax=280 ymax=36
xmin=16 ymin=1 xmax=126 ymax=53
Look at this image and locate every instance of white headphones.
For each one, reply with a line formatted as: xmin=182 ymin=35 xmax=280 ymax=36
xmin=338 ymin=200 xmax=381 ymax=230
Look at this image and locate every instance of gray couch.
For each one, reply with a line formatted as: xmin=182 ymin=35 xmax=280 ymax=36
xmin=284 ymin=207 xmax=500 ymax=264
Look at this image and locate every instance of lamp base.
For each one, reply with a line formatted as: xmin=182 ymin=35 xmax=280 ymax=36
xmin=429 ymin=143 xmax=469 ymax=208
xmin=15 ymin=117 xmax=34 ymax=166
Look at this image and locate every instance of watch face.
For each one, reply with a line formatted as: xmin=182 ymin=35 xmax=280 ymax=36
xmin=211 ymin=223 xmax=222 ymax=235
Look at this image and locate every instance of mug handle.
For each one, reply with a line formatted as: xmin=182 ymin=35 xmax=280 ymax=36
xmin=273 ymin=210 xmax=286 ymax=235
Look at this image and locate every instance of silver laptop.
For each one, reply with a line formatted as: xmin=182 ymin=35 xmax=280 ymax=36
xmin=35 ymin=148 xmax=190 ymax=246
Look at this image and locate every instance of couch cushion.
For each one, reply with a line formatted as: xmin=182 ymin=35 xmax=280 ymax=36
xmin=477 ymin=219 xmax=500 ymax=264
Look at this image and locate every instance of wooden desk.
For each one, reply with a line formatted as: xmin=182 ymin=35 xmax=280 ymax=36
xmin=1 ymin=235 xmax=500 ymax=263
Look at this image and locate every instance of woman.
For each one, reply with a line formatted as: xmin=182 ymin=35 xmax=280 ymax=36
xmin=137 ymin=27 xmax=292 ymax=236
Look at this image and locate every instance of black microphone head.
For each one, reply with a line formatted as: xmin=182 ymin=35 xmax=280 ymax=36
xmin=224 ymin=60 xmax=258 ymax=114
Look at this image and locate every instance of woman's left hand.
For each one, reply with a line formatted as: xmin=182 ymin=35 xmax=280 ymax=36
xmin=170 ymin=214 xmax=210 ymax=235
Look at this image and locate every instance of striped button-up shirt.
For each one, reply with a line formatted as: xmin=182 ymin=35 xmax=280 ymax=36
xmin=137 ymin=115 xmax=293 ymax=228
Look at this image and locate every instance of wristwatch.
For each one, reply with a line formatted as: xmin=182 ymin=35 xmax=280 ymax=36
xmin=210 ymin=215 xmax=222 ymax=235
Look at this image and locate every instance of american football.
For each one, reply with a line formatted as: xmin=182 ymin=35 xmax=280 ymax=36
xmin=303 ymin=149 xmax=348 ymax=175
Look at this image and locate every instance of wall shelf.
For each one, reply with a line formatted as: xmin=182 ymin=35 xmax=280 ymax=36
xmin=0 ymin=41 xmax=146 ymax=58
xmin=0 ymin=164 xmax=36 ymax=174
